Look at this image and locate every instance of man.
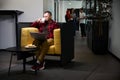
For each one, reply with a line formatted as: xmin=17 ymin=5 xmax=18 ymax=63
xmin=31 ymin=11 xmax=59 ymax=71
xmin=79 ymin=8 xmax=86 ymax=37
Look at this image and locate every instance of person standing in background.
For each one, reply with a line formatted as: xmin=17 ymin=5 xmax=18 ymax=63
xmin=70 ymin=8 xmax=77 ymax=36
xmin=79 ymin=8 xmax=86 ymax=37
xmin=65 ymin=9 xmax=71 ymax=22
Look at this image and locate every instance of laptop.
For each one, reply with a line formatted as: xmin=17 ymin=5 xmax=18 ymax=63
xmin=30 ymin=32 xmax=47 ymax=40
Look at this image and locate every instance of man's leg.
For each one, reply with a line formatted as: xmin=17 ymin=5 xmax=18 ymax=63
xmin=82 ymin=24 xmax=86 ymax=37
xmin=80 ymin=23 xmax=84 ymax=37
xmin=31 ymin=39 xmax=45 ymax=70
xmin=31 ymin=39 xmax=54 ymax=70
xmin=32 ymin=39 xmax=42 ymax=60
xmin=37 ymin=40 xmax=49 ymax=63
xmin=37 ymin=38 xmax=54 ymax=63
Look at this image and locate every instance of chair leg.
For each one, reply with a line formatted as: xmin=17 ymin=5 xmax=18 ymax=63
xmin=8 ymin=52 xmax=13 ymax=75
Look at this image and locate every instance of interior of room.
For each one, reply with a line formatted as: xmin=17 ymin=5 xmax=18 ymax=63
xmin=0 ymin=0 xmax=120 ymax=80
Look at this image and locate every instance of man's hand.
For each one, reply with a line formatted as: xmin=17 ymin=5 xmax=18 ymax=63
xmin=36 ymin=18 xmax=45 ymax=23
xmin=36 ymin=18 xmax=41 ymax=22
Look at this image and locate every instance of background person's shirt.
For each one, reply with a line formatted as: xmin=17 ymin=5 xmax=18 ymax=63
xmin=79 ymin=12 xmax=86 ymax=24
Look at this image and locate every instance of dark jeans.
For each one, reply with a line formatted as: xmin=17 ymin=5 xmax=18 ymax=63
xmin=80 ymin=23 xmax=86 ymax=37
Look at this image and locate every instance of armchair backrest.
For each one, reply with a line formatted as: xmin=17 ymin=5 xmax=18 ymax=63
xmin=21 ymin=27 xmax=39 ymax=47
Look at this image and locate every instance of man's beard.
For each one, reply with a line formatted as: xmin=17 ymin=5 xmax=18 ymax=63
xmin=45 ymin=21 xmax=48 ymax=24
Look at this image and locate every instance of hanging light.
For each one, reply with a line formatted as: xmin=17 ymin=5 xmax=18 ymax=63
xmin=68 ymin=0 xmax=71 ymax=5
xmin=69 ymin=2 xmax=71 ymax=5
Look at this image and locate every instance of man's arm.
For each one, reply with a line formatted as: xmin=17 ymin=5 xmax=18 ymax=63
xmin=31 ymin=18 xmax=43 ymax=27
xmin=54 ymin=22 xmax=60 ymax=29
xmin=31 ymin=21 xmax=38 ymax=27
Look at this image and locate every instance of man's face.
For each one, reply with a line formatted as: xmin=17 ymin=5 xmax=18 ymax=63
xmin=80 ymin=9 xmax=83 ymax=13
xmin=43 ymin=13 xmax=52 ymax=21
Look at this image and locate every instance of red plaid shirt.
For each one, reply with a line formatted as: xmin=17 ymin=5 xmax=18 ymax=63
xmin=31 ymin=19 xmax=59 ymax=39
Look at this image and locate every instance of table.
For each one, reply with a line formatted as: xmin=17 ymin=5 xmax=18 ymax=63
xmin=5 ymin=47 xmax=37 ymax=75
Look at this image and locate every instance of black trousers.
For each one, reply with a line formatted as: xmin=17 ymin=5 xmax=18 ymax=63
xmin=80 ymin=23 xmax=86 ymax=37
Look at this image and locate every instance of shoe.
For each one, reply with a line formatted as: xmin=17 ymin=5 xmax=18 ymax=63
xmin=31 ymin=61 xmax=45 ymax=71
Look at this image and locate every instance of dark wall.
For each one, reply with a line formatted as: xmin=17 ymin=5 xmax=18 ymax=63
xmin=87 ymin=20 xmax=109 ymax=54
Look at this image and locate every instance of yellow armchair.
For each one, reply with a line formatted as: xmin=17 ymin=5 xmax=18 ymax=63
xmin=20 ymin=22 xmax=74 ymax=65
xmin=21 ymin=27 xmax=61 ymax=55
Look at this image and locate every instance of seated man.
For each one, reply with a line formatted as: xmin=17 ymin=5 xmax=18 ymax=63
xmin=31 ymin=11 xmax=59 ymax=71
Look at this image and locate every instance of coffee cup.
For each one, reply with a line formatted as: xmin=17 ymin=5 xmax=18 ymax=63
xmin=41 ymin=18 xmax=45 ymax=23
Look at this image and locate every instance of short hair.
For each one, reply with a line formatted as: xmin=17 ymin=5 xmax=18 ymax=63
xmin=44 ymin=11 xmax=52 ymax=16
xmin=80 ymin=8 xmax=83 ymax=11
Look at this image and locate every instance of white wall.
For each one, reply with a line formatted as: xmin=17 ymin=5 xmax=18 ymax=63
xmin=0 ymin=0 xmax=43 ymax=22
xmin=109 ymin=0 xmax=120 ymax=59
xmin=58 ymin=1 xmax=82 ymax=22
xmin=43 ymin=0 xmax=54 ymax=20
xmin=0 ymin=0 xmax=43 ymax=49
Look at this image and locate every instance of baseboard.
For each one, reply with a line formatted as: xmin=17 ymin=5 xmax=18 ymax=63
xmin=0 ymin=49 xmax=6 ymax=52
xmin=108 ymin=51 xmax=120 ymax=62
